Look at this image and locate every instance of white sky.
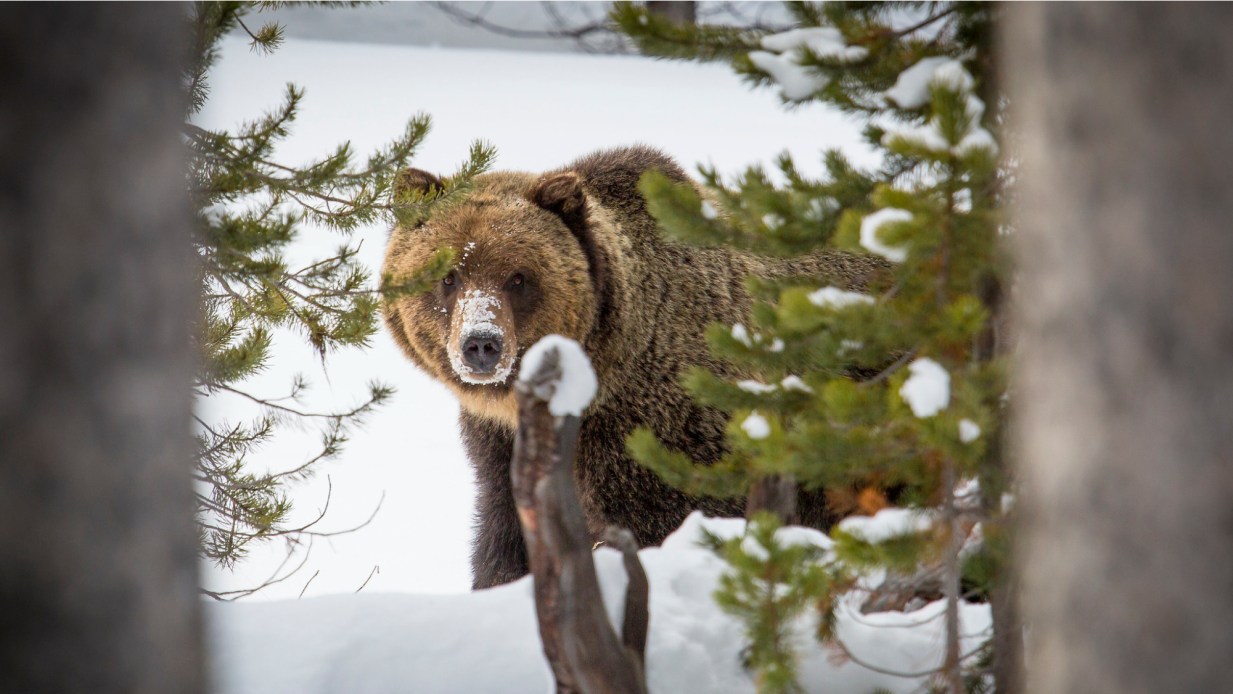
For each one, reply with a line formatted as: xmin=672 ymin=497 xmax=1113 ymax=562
xmin=196 ymin=32 xmax=875 ymax=600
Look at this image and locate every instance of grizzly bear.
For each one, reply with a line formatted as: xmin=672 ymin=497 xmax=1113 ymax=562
xmin=382 ymin=146 xmax=885 ymax=589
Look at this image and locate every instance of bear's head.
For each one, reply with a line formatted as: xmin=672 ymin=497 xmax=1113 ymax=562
xmin=382 ymin=168 xmax=608 ymax=426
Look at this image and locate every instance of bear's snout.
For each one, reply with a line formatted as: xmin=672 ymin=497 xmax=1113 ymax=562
xmin=461 ymin=333 xmax=503 ymax=374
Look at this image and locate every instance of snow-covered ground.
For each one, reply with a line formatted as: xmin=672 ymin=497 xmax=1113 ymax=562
xmin=196 ymin=30 xmax=878 ymax=600
xmin=208 ymin=512 xmax=991 ymax=693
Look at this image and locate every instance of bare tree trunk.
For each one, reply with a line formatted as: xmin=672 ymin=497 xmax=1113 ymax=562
xmin=647 ymin=2 xmax=696 ymax=26
xmin=746 ymin=473 xmax=798 ymax=524
xmin=513 ymin=346 xmax=648 ymax=694
xmin=988 ymin=565 xmax=1023 ymax=693
xmin=1008 ymin=4 xmax=1233 ymax=692
xmin=939 ymin=460 xmax=963 ymax=694
xmin=0 ymin=5 xmax=201 ymax=693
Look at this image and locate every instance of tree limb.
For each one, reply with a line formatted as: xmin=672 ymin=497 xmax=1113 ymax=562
xmin=512 ymin=345 xmax=648 ymax=694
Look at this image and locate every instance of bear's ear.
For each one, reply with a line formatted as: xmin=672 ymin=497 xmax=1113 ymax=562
xmin=393 ymin=167 xmax=444 ymax=201
xmin=530 ymin=171 xmax=587 ymax=230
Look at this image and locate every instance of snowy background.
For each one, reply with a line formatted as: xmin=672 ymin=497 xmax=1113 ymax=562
xmin=197 ymin=2 xmax=879 ymax=600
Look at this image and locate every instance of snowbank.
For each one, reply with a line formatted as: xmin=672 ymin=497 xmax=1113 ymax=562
xmin=208 ymin=513 xmax=991 ymax=693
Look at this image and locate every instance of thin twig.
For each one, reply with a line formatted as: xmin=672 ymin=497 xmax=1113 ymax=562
xmin=298 ymin=570 xmax=320 ymax=598
xmin=354 ymin=565 xmax=380 ymax=593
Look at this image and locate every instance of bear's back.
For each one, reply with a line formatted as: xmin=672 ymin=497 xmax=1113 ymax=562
xmin=563 ymin=145 xmax=693 ymax=241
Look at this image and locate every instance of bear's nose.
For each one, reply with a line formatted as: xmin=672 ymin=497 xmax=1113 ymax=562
xmin=462 ymin=334 xmax=503 ymax=374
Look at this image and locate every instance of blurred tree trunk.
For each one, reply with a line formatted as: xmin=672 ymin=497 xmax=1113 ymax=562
xmin=647 ymin=2 xmax=695 ymax=26
xmin=0 ymin=5 xmax=202 ymax=693
xmin=1008 ymin=4 xmax=1233 ymax=692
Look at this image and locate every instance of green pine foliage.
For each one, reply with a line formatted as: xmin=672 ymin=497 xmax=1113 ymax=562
xmin=615 ymin=3 xmax=1009 ymax=691
xmin=187 ymin=2 xmax=490 ymax=573
xmin=702 ymin=513 xmax=847 ymax=694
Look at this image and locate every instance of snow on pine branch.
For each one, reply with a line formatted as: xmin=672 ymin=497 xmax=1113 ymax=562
xmin=900 ymin=357 xmax=951 ymax=418
xmin=882 ymin=60 xmax=998 ymax=158
xmin=748 ymin=27 xmax=867 ymax=102
xmin=859 ymin=207 xmax=913 ymax=263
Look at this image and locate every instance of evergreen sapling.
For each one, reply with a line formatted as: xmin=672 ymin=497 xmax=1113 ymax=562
xmin=614 ymin=3 xmax=1015 ymax=691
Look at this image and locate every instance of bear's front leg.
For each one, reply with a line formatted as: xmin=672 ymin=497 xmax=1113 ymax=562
xmin=470 ymin=481 xmax=528 ymax=589
xmin=460 ymin=411 xmax=529 ymax=589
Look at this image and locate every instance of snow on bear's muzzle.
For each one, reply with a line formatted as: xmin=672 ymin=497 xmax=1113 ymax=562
xmin=449 ymin=289 xmax=516 ymax=385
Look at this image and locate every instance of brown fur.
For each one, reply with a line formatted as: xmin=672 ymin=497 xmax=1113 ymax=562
xmin=382 ymin=145 xmax=887 ymax=589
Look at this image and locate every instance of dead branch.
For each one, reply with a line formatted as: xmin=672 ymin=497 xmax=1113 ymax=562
xmin=512 ymin=345 xmax=648 ymax=694
xmin=601 ymin=526 xmax=650 ymax=668
xmin=860 ymin=561 xmax=946 ymax=614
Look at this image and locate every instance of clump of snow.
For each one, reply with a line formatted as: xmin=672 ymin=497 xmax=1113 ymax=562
xmin=731 ymin=323 xmax=752 ymax=347
xmin=731 ymin=323 xmax=783 ymax=353
xmin=209 ymin=510 xmax=991 ymax=694
xmin=958 ymin=418 xmax=981 ymax=444
xmin=838 ymin=507 xmax=934 ymax=544
xmin=749 ymin=27 xmax=866 ymax=102
xmin=953 ymin=126 xmax=998 ymax=157
xmin=780 ymin=375 xmax=812 ymax=393
xmin=808 ymin=286 xmax=874 ymax=309
xmin=700 ymin=200 xmax=719 ymax=219
xmin=518 ymin=335 xmax=598 ymax=417
xmin=859 ymin=208 xmax=913 ymax=263
xmin=449 ymin=290 xmax=515 ymax=385
xmin=881 ymin=61 xmax=998 ymax=158
xmin=741 ymin=411 xmax=771 ymax=439
xmin=760 ymin=27 xmax=868 ymax=62
xmin=747 ymin=51 xmax=828 ymax=102
xmin=882 ymin=56 xmax=956 ymax=109
xmin=900 ymin=357 xmax=951 ymax=418
xmin=737 ymin=379 xmax=778 ymax=394
xmin=883 ymin=119 xmax=950 ymax=154
xmin=930 ymin=59 xmax=975 ymax=93
xmin=739 ymin=533 xmax=770 ymax=561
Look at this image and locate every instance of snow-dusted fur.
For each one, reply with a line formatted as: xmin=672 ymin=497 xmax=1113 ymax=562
xmin=382 ymin=146 xmax=886 ymax=589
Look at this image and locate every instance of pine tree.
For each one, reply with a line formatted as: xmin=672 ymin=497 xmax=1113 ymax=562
xmin=186 ymin=2 xmax=491 ymax=577
xmin=614 ymin=3 xmax=1016 ymax=691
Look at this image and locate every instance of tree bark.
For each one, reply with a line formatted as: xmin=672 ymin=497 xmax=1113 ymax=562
xmin=1008 ymin=4 xmax=1233 ymax=692
xmin=746 ymin=473 xmax=798 ymax=524
xmin=0 ymin=5 xmax=201 ymax=693
xmin=512 ymin=346 xmax=648 ymax=694
xmin=647 ymin=2 xmax=696 ymax=26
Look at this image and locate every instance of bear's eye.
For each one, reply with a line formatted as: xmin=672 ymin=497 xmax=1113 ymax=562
xmin=509 ymin=273 xmax=525 ymax=287
xmin=442 ymin=273 xmax=456 ymax=288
